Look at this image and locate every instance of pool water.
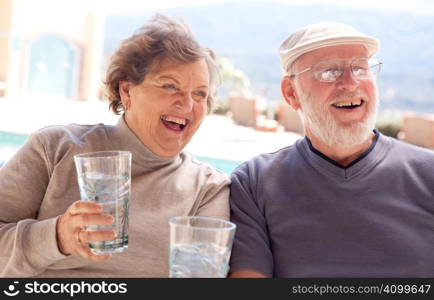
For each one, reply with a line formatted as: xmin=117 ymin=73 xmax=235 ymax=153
xmin=0 ymin=131 xmax=241 ymax=173
xmin=195 ymin=156 xmax=241 ymax=174
xmin=0 ymin=131 xmax=29 ymax=146
xmin=0 ymin=131 xmax=29 ymax=167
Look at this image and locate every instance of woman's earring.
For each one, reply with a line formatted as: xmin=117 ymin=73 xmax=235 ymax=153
xmin=124 ymin=100 xmax=131 ymax=111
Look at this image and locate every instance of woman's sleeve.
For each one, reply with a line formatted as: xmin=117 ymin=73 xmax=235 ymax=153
xmin=195 ymin=168 xmax=230 ymax=221
xmin=0 ymin=133 xmax=67 ymax=277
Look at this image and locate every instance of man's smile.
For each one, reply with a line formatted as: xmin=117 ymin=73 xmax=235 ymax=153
xmin=331 ymin=99 xmax=364 ymax=109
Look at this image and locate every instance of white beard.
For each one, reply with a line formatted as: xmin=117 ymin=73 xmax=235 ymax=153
xmin=295 ymin=83 xmax=378 ymax=148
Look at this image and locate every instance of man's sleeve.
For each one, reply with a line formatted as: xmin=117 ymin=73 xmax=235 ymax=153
xmin=229 ymin=165 xmax=273 ymax=277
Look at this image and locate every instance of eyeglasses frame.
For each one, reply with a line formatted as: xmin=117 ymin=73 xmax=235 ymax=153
xmin=288 ymin=57 xmax=383 ymax=82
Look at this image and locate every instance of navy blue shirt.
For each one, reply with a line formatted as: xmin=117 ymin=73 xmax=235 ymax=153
xmin=229 ymin=133 xmax=434 ymax=277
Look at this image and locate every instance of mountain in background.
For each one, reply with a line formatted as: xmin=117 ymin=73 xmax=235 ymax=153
xmin=104 ymin=2 xmax=434 ymax=113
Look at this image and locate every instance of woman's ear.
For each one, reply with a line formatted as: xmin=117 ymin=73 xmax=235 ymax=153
xmin=281 ymin=76 xmax=301 ymax=111
xmin=119 ymin=81 xmax=131 ymax=110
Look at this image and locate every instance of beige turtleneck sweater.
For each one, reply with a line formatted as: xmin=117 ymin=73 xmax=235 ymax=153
xmin=0 ymin=117 xmax=230 ymax=277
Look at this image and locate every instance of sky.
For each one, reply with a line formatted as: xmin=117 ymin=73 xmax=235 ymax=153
xmin=13 ymin=0 xmax=434 ymax=15
xmin=99 ymin=0 xmax=434 ymax=14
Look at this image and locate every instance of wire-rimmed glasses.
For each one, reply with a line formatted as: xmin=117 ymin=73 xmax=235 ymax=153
xmin=289 ymin=57 xmax=382 ymax=82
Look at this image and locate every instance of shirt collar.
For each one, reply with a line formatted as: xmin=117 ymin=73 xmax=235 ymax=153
xmin=297 ymin=130 xmax=390 ymax=180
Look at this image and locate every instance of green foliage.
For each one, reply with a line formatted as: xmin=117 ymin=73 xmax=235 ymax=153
xmin=217 ymin=56 xmax=251 ymax=93
xmin=375 ymin=110 xmax=403 ymax=138
xmin=212 ymin=98 xmax=230 ymax=115
xmin=213 ymin=56 xmax=252 ymax=116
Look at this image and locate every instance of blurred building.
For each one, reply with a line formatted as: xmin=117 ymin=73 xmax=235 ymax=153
xmin=0 ymin=0 xmax=105 ymax=101
xmin=399 ymin=114 xmax=434 ymax=150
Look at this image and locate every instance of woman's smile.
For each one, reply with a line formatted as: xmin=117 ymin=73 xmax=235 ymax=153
xmin=160 ymin=114 xmax=190 ymax=132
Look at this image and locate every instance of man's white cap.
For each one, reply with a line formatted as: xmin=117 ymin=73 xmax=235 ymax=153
xmin=278 ymin=22 xmax=380 ymax=73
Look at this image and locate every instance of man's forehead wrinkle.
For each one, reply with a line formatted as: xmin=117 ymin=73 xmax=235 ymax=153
xmin=294 ymin=44 xmax=368 ymax=71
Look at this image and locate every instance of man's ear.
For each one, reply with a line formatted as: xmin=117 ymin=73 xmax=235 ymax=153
xmin=281 ymin=76 xmax=301 ymax=111
xmin=119 ymin=81 xmax=131 ymax=109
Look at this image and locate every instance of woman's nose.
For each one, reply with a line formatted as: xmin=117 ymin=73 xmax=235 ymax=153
xmin=175 ymin=92 xmax=194 ymax=111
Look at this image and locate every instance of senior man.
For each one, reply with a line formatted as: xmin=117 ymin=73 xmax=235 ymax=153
xmin=229 ymin=22 xmax=434 ymax=278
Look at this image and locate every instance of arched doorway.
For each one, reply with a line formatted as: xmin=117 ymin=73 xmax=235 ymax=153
xmin=25 ymin=35 xmax=79 ymax=98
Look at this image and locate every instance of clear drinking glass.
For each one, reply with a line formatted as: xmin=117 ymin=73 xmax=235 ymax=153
xmin=74 ymin=151 xmax=132 ymax=255
xmin=168 ymin=216 xmax=236 ymax=278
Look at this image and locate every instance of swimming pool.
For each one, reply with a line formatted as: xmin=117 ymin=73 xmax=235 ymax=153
xmin=0 ymin=131 xmax=241 ymax=173
xmin=0 ymin=131 xmax=29 ymax=146
xmin=0 ymin=131 xmax=29 ymax=167
xmin=195 ymin=155 xmax=241 ymax=174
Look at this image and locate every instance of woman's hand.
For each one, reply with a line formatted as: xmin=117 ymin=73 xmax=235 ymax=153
xmin=56 ymin=201 xmax=116 ymax=261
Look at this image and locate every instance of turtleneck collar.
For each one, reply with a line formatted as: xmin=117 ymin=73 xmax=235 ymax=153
xmin=108 ymin=116 xmax=182 ymax=173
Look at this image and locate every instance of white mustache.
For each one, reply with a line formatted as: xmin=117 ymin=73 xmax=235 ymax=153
xmin=329 ymin=89 xmax=368 ymax=104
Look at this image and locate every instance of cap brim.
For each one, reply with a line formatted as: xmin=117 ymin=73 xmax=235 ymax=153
xmin=280 ymin=35 xmax=379 ymax=72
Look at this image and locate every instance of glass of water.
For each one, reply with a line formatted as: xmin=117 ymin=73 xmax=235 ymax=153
xmin=74 ymin=151 xmax=132 ymax=255
xmin=168 ymin=216 xmax=236 ymax=278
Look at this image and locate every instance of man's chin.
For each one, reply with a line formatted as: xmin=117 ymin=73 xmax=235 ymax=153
xmin=327 ymin=127 xmax=373 ymax=148
xmin=303 ymin=101 xmax=377 ymax=149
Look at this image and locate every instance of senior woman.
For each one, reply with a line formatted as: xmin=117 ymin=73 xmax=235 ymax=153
xmin=0 ymin=15 xmax=229 ymax=277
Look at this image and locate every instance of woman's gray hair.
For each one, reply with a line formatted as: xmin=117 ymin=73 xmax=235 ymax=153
xmin=105 ymin=14 xmax=219 ymax=114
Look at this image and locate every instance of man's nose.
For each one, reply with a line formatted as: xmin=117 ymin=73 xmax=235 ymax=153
xmin=336 ymin=69 xmax=359 ymax=91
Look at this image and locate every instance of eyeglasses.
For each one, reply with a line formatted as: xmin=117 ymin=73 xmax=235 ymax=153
xmin=289 ymin=57 xmax=382 ymax=83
